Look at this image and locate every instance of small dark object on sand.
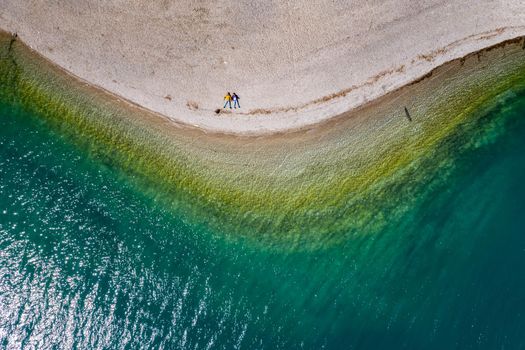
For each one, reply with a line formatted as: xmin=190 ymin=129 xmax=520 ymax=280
xmin=215 ymin=109 xmax=221 ymax=114
xmin=404 ymin=106 xmax=412 ymax=122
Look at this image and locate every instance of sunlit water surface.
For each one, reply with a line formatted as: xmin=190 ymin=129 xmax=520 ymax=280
xmin=1 ymin=86 xmax=525 ymax=349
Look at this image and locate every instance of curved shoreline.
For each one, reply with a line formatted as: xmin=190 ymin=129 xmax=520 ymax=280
xmin=2 ymin=30 xmax=525 ymax=249
xmin=2 ymin=29 xmax=525 ymax=137
xmin=2 ymin=0 xmax=525 ymax=135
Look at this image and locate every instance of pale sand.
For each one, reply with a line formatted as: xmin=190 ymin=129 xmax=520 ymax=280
xmin=1 ymin=1 xmax=525 ymax=135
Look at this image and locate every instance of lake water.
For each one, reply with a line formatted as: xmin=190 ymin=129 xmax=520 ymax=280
xmin=1 ymin=77 xmax=525 ymax=348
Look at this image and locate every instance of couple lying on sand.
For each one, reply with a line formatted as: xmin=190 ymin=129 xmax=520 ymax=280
xmin=223 ymin=92 xmax=240 ymax=109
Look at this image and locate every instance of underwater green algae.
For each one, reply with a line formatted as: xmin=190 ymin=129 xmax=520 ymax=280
xmin=2 ymin=30 xmax=525 ymax=349
xmin=1 ymin=31 xmax=525 ymax=249
xmin=2 ymin=55 xmax=525 ymax=349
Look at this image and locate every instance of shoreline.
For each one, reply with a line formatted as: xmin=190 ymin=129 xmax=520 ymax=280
xmin=2 ymin=29 xmax=525 ymax=138
xmin=2 ymin=30 xmax=525 ymax=248
xmin=2 ymin=1 xmax=525 ymax=135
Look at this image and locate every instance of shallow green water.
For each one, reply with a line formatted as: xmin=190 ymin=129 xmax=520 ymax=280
xmin=1 ymin=83 xmax=525 ymax=349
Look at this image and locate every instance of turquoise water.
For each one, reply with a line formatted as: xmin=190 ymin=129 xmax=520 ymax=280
xmin=1 ymin=85 xmax=525 ymax=349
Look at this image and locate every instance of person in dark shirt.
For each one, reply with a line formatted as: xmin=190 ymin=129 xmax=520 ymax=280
xmin=232 ymin=93 xmax=240 ymax=109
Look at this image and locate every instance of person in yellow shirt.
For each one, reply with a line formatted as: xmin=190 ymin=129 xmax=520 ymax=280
xmin=223 ymin=92 xmax=232 ymax=109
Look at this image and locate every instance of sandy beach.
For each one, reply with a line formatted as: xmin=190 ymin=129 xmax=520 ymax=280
xmin=3 ymin=3 xmax=525 ymax=346
xmin=1 ymin=0 xmax=524 ymax=134
xmin=3 ymin=27 xmax=525 ymax=245
xmin=3 ymin=25 xmax=525 ymax=349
